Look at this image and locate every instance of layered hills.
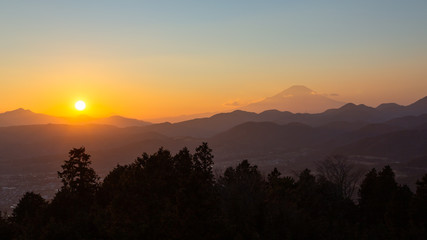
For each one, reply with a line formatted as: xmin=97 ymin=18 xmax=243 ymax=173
xmin=1 ymin=87 xmax=426 ymax=174
xmin=0 ymin=95 xmax=426 ymax=173
xmin=1 ymin=90 xmax=427 ymax=213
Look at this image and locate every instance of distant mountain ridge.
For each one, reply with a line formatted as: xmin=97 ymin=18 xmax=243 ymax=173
xmin=142 ymin=95 xmax=427 ymax=138
xmin=2 ymin=90 xmax=427 ymax=216
xmin=1 ymin=91 xmax=427 ymax=136
xmin=1 ymin=98 xmax=427 ymax=195
xmin=240 ymin=85 xmax=345 ymax=113
xmin=0 ymin=109 xmax=151 ymax=127
xmin=0 ymin=108 xmax=59 ymax=126
xmin=3 ymin=110 xmax=427 ymax=175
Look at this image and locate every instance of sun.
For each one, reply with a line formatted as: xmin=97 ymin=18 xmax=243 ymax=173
xmin=75 ymin=100 xmax=86 ymax=111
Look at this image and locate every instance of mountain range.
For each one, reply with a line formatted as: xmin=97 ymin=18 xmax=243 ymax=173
xmin=2 ymin=85 xmax=426 ymax=131
xmin=1 ymin=88 xmax=427 ymax=172
xmin=1 ymin=109 xmax=426 ymax=175
xmin=139 ymin=94 xmax=427 ymax=138
xmin=1 ymin=88 xmax=427 ymax=212
xmin=0 ymin=93 xmax=426 ymax=171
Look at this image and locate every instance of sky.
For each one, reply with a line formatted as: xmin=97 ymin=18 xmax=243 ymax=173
xmin=1 ymin=0 xmax=426 ymax=120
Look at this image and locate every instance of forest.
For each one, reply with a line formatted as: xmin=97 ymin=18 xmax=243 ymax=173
xmin=1 ymin=143 xmax=427 ymax=240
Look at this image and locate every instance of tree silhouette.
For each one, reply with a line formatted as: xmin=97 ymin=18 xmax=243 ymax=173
xmin=218 ymin=160 xmax=266 ymax=239
xmin=384 ymin=184 xmax=413 ymax=239
xmin=265 ymin=168 xmax=297 ymax=240
xmin=412 ymin=174 xmax=427 ymax=236
xmin=0 ymin=212 xmax=13 ymax=239
xmin=358 ymin=166 xmax=402 ymax=239
xmin=12 ymin=192 xmax=47 ymax=223
xmin=11 ymin=192 xmax=47 ymax=239
xmin=4 ymin=145 xmax=427 ymax=239
xmin=96 ymin=143 xmax=220 ymax=239
xmin=316 ymin=155 xmax=363 ymax=199
xmin=57 ymin=147 xmax=99 ymax=196
xmin=193 ymin=142 xmax=214 ymax=182
xmin=44 ymin=147 xmax=100 ymax=239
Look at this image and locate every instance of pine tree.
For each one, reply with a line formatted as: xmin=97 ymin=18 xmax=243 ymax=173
xmin=57 ymin=147 xmax=99 ymax=196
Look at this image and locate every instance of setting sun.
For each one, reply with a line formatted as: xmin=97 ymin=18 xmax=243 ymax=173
xmin=75 ymin=100 xmax=86 ymax=111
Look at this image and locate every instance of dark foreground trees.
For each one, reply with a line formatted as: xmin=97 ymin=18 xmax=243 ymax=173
xmin=95 ymin=144 xmax=219 ymax=239
xmin=2 ymin=144 xmax=427 ymax=239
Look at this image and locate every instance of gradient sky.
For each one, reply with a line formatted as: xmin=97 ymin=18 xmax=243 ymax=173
xmin=1 ymin=0 xmax=426 ymax=119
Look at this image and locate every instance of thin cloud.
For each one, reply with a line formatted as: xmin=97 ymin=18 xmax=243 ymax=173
xmin=223 ymin=100 xmax=242 ymax=107
xmin=321 ymin=93 xmax=340 ymax=97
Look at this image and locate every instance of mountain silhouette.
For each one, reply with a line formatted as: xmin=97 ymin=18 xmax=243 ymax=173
xmin=209 ymin=121 xmax=323 ymax=158
xmin=0 ymin=108 xmax=61 ymax=126
xmin=4 ymin=95 xmax=426 ymax=138
xmin=87 ymin=115 xmax=151 ymax=127
xmin=0 ymin=109 xmax=151 ymax=127
xmin=376 ymin=103 xmax=405 ymax=112
xmin=2 ymin=96 xmax=427 ymax=214
xmin=2 ymin=111 xmax=427 ymax=175
xmin=1 ymin=102 xmax=427 ymax=211
xmin=140 ymin=96 xmax=426 ymax=138
xmin=406 ymin=96 xmax=427 ymax=113
xmin=240 ymin=85 xmax=344 ymax=113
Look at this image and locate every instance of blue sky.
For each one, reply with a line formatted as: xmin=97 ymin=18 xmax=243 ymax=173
xmin=1 ymin=1 xmax=426 ymax=118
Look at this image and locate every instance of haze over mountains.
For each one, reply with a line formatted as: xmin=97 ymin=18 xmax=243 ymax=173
xmin=2 ymin=85 xmax=426 ymax=129
xmin=0 ymin=91 xmax=426 ymax=170
xmin=1 ymin=87 xmax=427 ymax=212
xmin=240 ymin=85 xmax=345 ymax=113
xmin=139 ymin=94 xmax=427 ymax=138
xmin=1 ymin=98 xmax=427 ymax=176
xmin=0 ymin=108 xmax=151 ymax=127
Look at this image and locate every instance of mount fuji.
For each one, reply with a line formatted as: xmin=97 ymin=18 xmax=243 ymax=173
xmin=240 ymin=85 xmax=345 ymax=113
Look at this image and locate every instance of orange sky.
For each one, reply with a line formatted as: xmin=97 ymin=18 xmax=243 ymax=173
xmin=1 ymin=1 xmax=426 ymax=120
